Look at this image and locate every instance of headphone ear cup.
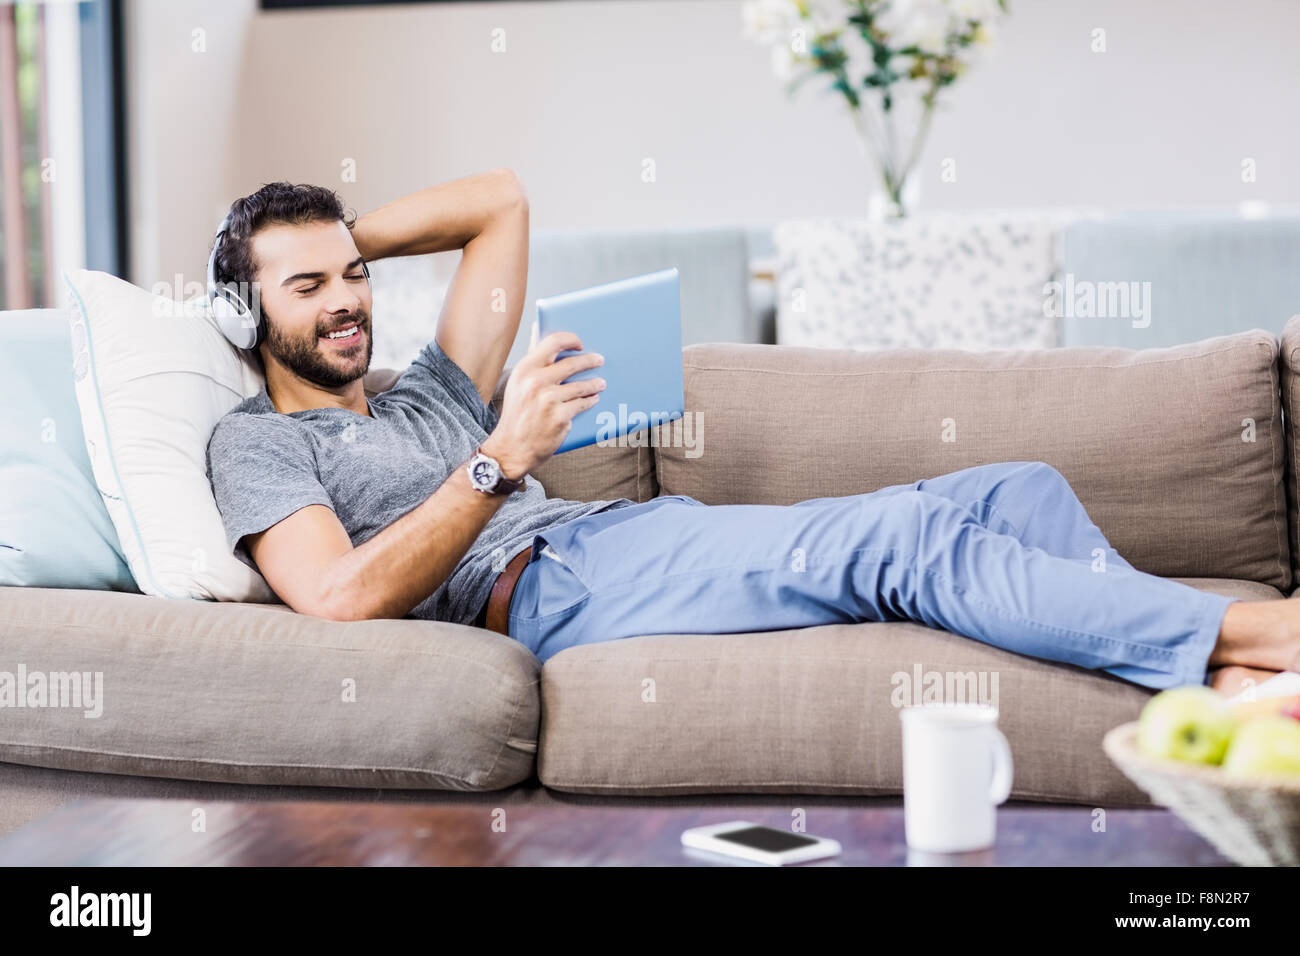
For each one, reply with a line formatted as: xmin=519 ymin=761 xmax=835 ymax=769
xmin=210 ymin=293 xmax=238 ymax=320
xmin=211 ymin=286 xmax=259 ymax=350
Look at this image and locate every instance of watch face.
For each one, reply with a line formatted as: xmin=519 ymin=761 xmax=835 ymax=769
xmin=470 ymin=456 xmax=498 ymax=490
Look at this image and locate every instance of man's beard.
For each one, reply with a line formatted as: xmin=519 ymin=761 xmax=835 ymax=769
xmin=263 ymin=307 xmax=373 ymax=389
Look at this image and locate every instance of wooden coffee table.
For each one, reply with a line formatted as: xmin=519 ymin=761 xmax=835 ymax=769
xmin=0 ymin=797 xmax=1233 ymax=865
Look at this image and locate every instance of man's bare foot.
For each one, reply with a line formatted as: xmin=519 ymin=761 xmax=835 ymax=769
xmin=1207 ymin=664 xmax=1281 ymax=698
xmin=1210 ymin=600 xmax=1300 ymax=672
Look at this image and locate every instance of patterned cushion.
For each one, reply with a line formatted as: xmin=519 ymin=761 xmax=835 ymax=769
xmin=364 ymin=254 xmax=451 ymax=372
xmin=773 ymin=212 xmax=1071 ymax=351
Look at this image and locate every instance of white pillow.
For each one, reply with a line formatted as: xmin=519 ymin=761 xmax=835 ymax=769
xmin=63 ymin=268 xmax=276 ymax=602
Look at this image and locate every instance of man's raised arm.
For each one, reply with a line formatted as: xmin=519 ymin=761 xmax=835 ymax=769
xmin=349 ymin=168 xmax=528 ymax=408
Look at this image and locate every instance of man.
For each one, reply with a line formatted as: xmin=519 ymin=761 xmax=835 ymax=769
xmin=205 ymin=170 xmax=1297 ymax=696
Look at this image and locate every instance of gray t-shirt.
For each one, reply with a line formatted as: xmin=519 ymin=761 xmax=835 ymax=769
xmin=205 ymin=339 xmax=635 ymax=625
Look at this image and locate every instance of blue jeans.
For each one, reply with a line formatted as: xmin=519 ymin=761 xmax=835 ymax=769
xmin=507 ymin=461 xmax=1237 ymax=689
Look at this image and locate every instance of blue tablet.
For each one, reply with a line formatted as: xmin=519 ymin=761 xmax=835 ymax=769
xmin=536 ymin=267 xmax=685 ymax=454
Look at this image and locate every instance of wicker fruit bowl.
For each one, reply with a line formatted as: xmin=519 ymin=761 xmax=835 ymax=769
xmin=1103 ymin=721 xmax=1300 ymax=866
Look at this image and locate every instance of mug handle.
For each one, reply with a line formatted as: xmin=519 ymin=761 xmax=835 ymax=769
xmin=988 ymin=728 xmax=1014 ymax=805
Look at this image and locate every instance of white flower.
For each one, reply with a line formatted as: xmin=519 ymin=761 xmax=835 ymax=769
xmin=771 ymin=41 xmax=799 ymax=80
xmin=802 ymin=0 xmax=851 ymax=32
xmin=949 ymin=0 xmax=1003 ymax=22
xmin=741 ymin=0 xmax=804 ymax=45
xmin=876 ymin=0 xmax=957 ymax=57
xmin=971 ymin=19 xmax=998 ymax=47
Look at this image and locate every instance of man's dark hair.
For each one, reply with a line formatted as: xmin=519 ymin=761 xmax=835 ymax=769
xmin=212 ymin=182 xmax=356 ymax=289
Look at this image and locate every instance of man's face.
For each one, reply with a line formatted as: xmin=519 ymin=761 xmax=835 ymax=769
xmin=250 ymin=219 xmax=373 ymax=389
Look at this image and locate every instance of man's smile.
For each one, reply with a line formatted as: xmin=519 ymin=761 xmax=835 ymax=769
xmin=319 ymin=321 xmax=364 ymax=347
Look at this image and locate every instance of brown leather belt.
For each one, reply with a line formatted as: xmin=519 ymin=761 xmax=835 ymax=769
xmin=475 ymin=545 xmax=533 ymax=635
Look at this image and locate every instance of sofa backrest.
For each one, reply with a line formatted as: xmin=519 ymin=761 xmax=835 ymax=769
xmin=1060 ymin=213 xmax=1300 ymax=349
xmin=1275 ymin=315 xmax=1300 ymax=590
xmin=654 ymin=333 xmax=1290 ymax=591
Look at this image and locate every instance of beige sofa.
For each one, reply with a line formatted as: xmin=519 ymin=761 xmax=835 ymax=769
xmin=4 ymin=321 xmax=1299 ymax=836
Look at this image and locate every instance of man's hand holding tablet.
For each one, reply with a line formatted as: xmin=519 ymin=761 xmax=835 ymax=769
xmin=480 ymin=332 xmax=606 ymax=480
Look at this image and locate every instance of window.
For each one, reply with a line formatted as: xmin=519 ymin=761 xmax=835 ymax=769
xmin=0 ymin=0 xmax=125 ymax=310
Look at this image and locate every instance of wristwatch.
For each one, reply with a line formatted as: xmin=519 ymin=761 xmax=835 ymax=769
xmin=466 ymin=446 xmax=526 ymax=496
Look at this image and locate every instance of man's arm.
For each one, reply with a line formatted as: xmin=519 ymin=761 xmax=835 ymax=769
xmin=245 ymin=332 xmax=606 ymax=622
xmin=247 ymin=452 xmax=511 ymax=622
xmin=349 ymin=168 xmax=528 ymax=408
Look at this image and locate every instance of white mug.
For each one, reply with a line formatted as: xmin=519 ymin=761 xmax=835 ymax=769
xmin=900 ymin=703 xmax=1014 ymax=853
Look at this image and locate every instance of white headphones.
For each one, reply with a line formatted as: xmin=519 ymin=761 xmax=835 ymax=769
xmin=207 ymin=211 xmax=370 ymax=351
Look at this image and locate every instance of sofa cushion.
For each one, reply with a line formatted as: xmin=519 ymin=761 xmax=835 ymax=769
xmin=536 ymin=578 xmax=1279 ymax=806
xmin=61 ymin=272 xmax=468 ymax=606
xmin=1277 ymin=314 xmax=1300 ymax=593
xmin=0 ymin=309 xmax=137 ymax=592
xmin=655 ymin=333 xmax=1289 ymax=590
xmin=63 ymin=270 xmax=274 ymax=602
xmin=0 ymin=586 xmax=539 ymax=790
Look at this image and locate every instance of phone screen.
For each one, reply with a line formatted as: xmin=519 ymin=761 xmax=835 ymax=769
xmin=712 ymin=825 xmax=820 ymax=853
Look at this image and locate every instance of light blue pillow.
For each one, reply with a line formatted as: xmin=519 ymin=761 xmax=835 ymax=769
xmin=0 ymin=308 xmax=137 ymax=591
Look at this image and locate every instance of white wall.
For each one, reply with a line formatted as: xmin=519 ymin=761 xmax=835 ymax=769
xmin=126 ymin=0 xmax=1300 ymax=288
xmin=124 ymin=0 xmax=258 ymax=291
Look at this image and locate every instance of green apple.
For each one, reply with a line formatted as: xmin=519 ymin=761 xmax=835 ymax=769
xmin=1222 ymin=716 xmax=1300 ymax=778
xmin=1137 ymin=686 xmax=1237 ymax=765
